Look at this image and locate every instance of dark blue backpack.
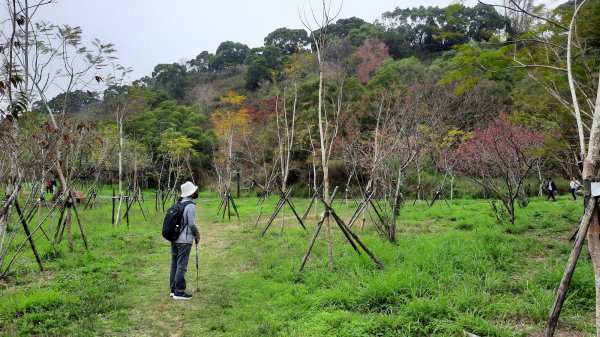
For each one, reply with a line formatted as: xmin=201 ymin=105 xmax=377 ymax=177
xmin=162 ymin=201 xmax=194 ymax=241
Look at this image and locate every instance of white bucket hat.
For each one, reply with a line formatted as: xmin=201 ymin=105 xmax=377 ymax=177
xmin=180 ymin=181 xmax=198 ymax=198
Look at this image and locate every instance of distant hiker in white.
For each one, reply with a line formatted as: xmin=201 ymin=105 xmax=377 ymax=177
xmin=569 ymin=177 xmax=581 ymax=200
xmin=169 ymin=181 xmax=200 ymax=300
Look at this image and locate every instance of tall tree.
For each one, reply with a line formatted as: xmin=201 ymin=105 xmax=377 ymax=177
xmin=151 ymin=63 xmax=188 ymax=100
xmin=264 ymin=27 xmax=310 ymax=55
xmin=211 ymin=41 xmax=250 ymax=70
xmin=104 ymin=64 xmax=134 ymax=227
xmin=211 ymin=91 xmax=250 ymax=192
xmin=244 ymin=45 xmax=283 ymax=90
xmin=300 ymin=0 xmax=343 ymax=268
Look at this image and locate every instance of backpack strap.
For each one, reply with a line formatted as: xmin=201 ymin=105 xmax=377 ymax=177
xmin=180 ymin=200 xmax=195 ymax=230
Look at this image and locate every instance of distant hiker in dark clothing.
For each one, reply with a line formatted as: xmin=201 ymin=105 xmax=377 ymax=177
xmin=570 ymin=177 xmax=581 ymax=200
xmin=547 ymin=178 xmax=557 ymax=201
xmin=170 ymin=181 xmax=200 ymax=300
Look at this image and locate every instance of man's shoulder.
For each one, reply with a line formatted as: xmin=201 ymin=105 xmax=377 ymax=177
xmin=181 ymin=200 xmax=195 ymax=210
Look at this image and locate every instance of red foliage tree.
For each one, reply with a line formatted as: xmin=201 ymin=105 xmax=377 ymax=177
xmin=455 ymin=115 xmax=543 ymax=223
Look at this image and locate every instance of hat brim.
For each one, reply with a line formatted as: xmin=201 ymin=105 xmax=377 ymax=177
xmin=181 ymin=185 xmax=198 ymax=198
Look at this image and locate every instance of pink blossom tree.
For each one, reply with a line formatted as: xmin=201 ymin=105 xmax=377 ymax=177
xmin=355 ymin=38 xmax=391 ymax=84
xmin=455 ymin=115 xmax=543 ymax=224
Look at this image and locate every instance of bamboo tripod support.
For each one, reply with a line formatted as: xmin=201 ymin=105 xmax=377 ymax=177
xmin=261 ymin=188 xmax=307 ymax=236
xmin=299 ymin=190 xmax=383 ymax=272
xmin=54 ymin=195 xmax=88 ymax=251
xmin=14 ymin=201 xmax=44 ymax=271
xmin=216 ymin=189 xmax=240 ymax=221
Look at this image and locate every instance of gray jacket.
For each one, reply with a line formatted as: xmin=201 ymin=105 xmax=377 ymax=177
xmin=175 ymin=197 xmax=200 ymax=244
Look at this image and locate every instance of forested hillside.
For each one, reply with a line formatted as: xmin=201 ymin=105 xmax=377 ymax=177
xmin=5 ymin=0 xmax=598 ymax=202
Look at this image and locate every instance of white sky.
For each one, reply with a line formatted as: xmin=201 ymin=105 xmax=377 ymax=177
xmin=37 ymin=0 xmax=470 ymax=81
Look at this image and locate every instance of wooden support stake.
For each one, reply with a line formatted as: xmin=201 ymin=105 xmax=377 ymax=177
xmin=125 ymin=191 xmax=130 ymax=227
xmin=262 ymin=190 xmax=290 ymax=236
xmin=285 ymin=198 xmax=306 ymax=230
xmin=24 ymin=199 xmax=49 ymax=241
xmin=84 ymin=191 xmax=93 ymax=210
xmin=261 ymin=191 xmax=290 ymax=236
xmin=227 ymin=192 xmax=232 ymax=221
xmin=54 ymin=201 xmax=67 ymax=243
xmin=66 ymin=202 xmax=73 ymax=251
xmin=299 ymin=211 xmax=327 ymax=272
xmin=123 ymin=196 xmax=134 ymax=226
xmin=546 ymin=198 xmax=597 ymax=336
xmin=228 ymin=191 xmax=241 ymax=220
xmin=71 ymin=200 xmax=89 ymax=250
xmin=347 ymin=198 xmax=368 ymax=228
xmin=221 ymin=191 xmax=230 ymax=219
xmin=329 ymin=210 xmax=360 ymax=254
xmin=112 ymin=189 xmax=116 ymax=225
xmin=216 ymin=192 xmax=226 ymax=215
xmin=14 ymin=202 xmax=44 ymax=271
xmin=57 ymin=206 xmax=68 ymax=244
xmin=368 ymin=199 xmax=387 ymax=228
xmin=254 ymin=206 xmax=263 ymax=228
xmin=318 ymin=196 xmax=383 ymax=269
xmin=301 ymin=195 xmax=316 ymax=221
xmin=136 ymin=195 xmax=147 ymax=221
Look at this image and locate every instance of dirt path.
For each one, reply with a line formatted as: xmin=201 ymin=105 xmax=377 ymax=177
xmin=122 ymin=209 xmax=246 ymax=337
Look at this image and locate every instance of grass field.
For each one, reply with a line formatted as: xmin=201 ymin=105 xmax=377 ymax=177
xmin=0 ymin=191 xmax=595 ymax=336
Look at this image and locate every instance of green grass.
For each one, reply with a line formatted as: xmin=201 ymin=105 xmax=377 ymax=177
xmin=0 ymin=192 xmax=595 ymax=336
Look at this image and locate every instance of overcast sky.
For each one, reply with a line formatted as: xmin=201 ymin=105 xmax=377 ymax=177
xmin=36 ymin=0 xmax=559 ymax=82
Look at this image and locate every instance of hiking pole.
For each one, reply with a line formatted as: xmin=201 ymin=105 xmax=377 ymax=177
xmin=195 ymin=242 xmax=199 ymax=292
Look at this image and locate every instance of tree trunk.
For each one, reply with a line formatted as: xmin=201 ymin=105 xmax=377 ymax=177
xmin=417 ymin=162 xmax=422 ymax=201
xmin=508 ymin=198 xmax=515 ymax=225
xmin=390 ymin=168 xmax=403 ymax=243
xmin=450 ymin=174 xmax=455 ymax=200
xmin=115 ymin=117 xmax=124 ymax=226
xmin=316 ymin=52 xmax=334 ymax=268
xmin=585 ymin=69 xmax=600 ymax=337
xmin=566 ymin=1 xmax=588 ymax=160
xmin=587 ymin=210 xmax=600 ymax=337
xmin=227 ymin=128 xmax=234 ymax=191
xmin=537 ymin=162 xmax=544 ymax=197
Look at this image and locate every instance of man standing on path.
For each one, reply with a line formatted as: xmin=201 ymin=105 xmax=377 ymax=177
xmin=546 ymin=177 xmax=557 ymax=201
xmin=569 ymin=177 xmax=581 ymax=200
xmin=170 ymin=181 xmax=200 ymax=300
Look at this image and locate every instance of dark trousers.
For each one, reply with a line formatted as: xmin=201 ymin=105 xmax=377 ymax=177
xmin=547 ymin=190 xmax=556 ymax=201
xmin=170 ymin=242 xmax=192 ymax=295
xmin=571 ymin=188 xmax=577 ymax=200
